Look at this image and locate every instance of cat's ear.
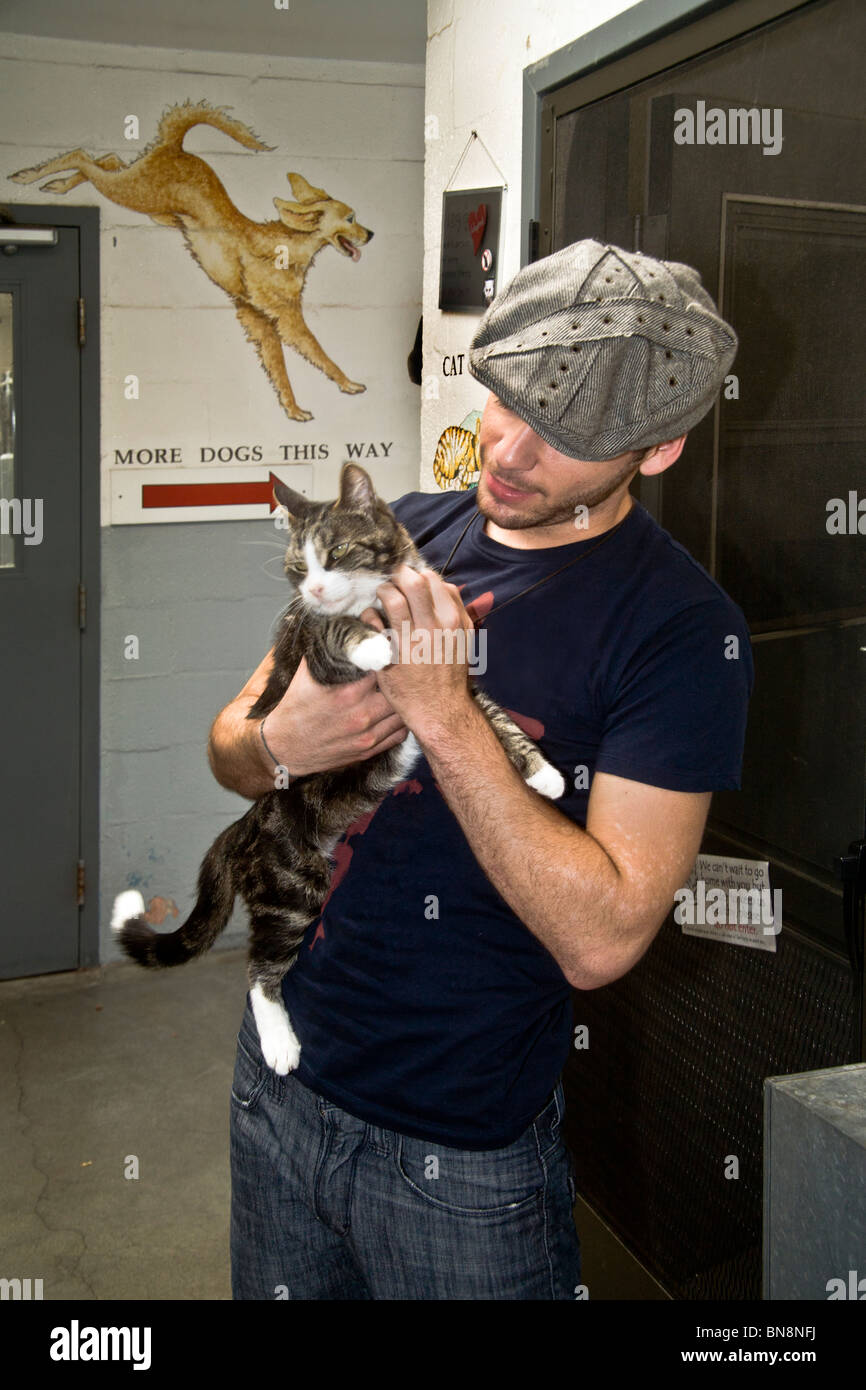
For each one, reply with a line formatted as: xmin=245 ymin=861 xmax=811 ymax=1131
xmin=272 ymin=479 xmax=313 ymax=520
xmin=337 ymin=463 xmax=377 ymax=514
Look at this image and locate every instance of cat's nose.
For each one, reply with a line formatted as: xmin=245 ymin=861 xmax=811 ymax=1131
xmin=307 ymin=582 xmax=326 ymax=599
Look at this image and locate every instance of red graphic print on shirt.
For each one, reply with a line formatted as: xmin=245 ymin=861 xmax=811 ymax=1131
xmin=463 ymin=589 xmax=494 ymax=626
xmin=308 ymin=778 xmax=422 ymax=950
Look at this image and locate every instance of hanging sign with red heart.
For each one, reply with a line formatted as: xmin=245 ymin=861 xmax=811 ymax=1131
xmin=468 ymin=203 xmax=488 ymax=255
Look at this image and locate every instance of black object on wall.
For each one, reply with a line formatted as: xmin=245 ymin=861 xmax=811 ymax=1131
xmin=407 ymin=316 xmax=422 ymax=384
xmin=438 ymin=187 xmax=502 ymax=312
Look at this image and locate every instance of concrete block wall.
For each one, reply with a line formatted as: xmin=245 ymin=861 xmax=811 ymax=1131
xmin=0 ymin=31 xmax=424 ymax=962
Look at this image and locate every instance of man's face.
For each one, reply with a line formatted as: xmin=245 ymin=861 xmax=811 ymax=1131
xmin=475 ymin=394 xmax=644 ymax=530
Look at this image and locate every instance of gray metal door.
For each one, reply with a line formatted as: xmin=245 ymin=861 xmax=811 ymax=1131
xmin=0 ymin=223 xmax=84 ymax=975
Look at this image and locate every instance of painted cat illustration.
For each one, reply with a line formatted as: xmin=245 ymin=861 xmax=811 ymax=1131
xmin=111 ymin=463 xmax=565 ymax=1073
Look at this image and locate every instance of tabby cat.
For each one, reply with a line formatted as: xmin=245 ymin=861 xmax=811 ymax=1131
xmin=111 ymin=463 xmax=565 ymax=1073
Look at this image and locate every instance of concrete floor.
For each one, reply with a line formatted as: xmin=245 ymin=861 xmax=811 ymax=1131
xmin=0 ymin=948 xmax=247 ymax=1300
xmin=0 ymin=947 xmax=665 ymax=1301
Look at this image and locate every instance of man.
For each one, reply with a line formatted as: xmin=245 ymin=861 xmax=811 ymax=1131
xmin=209 ymin=240 xmax=752 ymax=1300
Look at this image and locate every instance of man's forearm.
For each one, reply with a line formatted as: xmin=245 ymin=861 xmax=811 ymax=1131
xmin=208 ymin=699 xmax=276 ymax=800
xmin=208 ymin=651 xmax=412 ymax=799
xmin=414 ymin=695 xmax=650 ymax=989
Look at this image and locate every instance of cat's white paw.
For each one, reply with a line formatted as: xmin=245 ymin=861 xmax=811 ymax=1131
xmin=526 ymin=763 xmax=566 ymax=800
xmin=250 ymin=984 xmax=301 ymax=1075
xmin=350 ymin=632 xmax=393 ymax=671
xmin=111 ymin=889 xmax=146 ymax=931
xmin=260 ymin=1020 xmax=301 ymax=1075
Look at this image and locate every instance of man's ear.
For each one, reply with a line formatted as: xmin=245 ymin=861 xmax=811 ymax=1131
xmin=639 ymin=434 xmax=687 ymax=477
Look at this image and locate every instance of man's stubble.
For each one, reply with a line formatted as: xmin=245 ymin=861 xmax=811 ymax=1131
xmin=475 ymin=443 xmax=643 ymax=531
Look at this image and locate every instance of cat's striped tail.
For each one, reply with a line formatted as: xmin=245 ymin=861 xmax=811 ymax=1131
xmin=110 ymin=819 xmax=246 ymax=968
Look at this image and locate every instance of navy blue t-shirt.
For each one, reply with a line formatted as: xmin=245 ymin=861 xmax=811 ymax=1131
xmin=281 ymin=489 xmax=754 ymax=1148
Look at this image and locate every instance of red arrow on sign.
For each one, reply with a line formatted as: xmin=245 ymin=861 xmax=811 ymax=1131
xmin=142 ymin=471 xmax=286 ymax=511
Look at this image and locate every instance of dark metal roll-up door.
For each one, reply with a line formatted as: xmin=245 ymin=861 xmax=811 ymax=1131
xmin=538 ymin=0 xmax=865 ymax=1298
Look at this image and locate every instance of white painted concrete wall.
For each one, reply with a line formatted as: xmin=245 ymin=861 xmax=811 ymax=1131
xmin=0 ymin=33 xmax=425 ymax=516
xmin=420 ymin=0 xmax=644 ymax=488
xmin=0 ymin=30 xmax=424 ymax=963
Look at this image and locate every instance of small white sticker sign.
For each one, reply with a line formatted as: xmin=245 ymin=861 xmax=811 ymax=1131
xmin=675 ymin=854 xmax=781 ymax=952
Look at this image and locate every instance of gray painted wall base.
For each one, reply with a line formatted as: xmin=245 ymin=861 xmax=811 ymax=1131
xmin=101 ymin=518 xmax=299 ymax=965
xmin=764 ymin=1063 xmax=866 ymax=1300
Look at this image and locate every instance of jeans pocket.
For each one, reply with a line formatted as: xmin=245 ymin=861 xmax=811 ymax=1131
xmin=230 ymin=1032 xmax=268 ymax=1112
xmin=394 ymin=1134 xmax=543 ymax=1218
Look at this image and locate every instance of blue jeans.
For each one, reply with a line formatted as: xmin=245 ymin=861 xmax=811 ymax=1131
xmin=229 ymin=995 xmax=582 ymax=1299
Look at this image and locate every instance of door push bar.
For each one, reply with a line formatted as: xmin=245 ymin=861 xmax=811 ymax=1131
xmin=1 ymin=226 xmax=58 ymax=255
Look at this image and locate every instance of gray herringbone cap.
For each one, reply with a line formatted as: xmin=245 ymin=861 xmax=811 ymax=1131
xmin=468 ymin=241 xmax=738 ymax=461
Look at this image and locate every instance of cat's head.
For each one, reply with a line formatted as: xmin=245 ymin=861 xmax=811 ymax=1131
xmin=273 ymin=463 xmax=419 ymax=618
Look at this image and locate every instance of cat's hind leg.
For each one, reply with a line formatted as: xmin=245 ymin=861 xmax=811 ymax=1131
xmin=249 ymin=966 xmax=302 ymax=1076
xmin=471 ymin=691 xmax=566 ymax=800
xmin=242 ymin=820 xmax=332 ymax=1073
xmin=246 ymin=893 xmax=325 ymax=1073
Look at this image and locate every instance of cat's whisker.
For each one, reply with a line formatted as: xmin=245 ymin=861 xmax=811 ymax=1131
xmin=232 ymin=539 xmax=295 ymax=583
xmin=238 ymin=538 xmax=290 ymax=547
xmin=261 ymin=556 xmax=293 ymax=583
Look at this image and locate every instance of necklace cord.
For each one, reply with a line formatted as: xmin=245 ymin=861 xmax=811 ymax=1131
xmin=439 ymin=504 xmax=631 ymax=626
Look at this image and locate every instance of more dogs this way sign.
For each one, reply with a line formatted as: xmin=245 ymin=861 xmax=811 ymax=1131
xmin=110 ymin=465 xmax=313 ymax=524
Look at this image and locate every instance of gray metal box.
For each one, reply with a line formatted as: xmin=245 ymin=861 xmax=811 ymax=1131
xmin=764 ymin=1062 xmax=866 ymax=1300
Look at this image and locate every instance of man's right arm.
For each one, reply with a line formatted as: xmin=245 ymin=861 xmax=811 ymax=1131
xmin=207 ymin=646 xmax=410 ymax=800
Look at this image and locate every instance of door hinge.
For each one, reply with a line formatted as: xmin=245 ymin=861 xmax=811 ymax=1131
xmin=77 ymin=297 xmax=85 ymax=348
xmin=77 ymin=860 xmax=85 ymax=907
xmin=528 ymin=220 xmax=540 ymax=264
xmin=78 ymin=582 xmax=86 ymax=630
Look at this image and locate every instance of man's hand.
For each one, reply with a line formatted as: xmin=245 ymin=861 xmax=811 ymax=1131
xmin=364 ymin=564 xmax=477 ymax=738
xmin=263 ymin=655 xmax=409 ymax=775
xmin=207 ymin=647 xmax=409 ymax=799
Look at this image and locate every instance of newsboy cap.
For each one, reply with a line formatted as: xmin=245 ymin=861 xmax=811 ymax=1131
xmin=468 ymin=240 xmax=738 ymax=461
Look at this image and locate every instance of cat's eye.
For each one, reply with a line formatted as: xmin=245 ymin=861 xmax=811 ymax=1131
xmin=330 ymin=543 xmax=349 ymax=559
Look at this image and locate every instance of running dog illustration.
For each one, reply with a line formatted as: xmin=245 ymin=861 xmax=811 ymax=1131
xmin=10 ymin=100 xmax=373 ymax=421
